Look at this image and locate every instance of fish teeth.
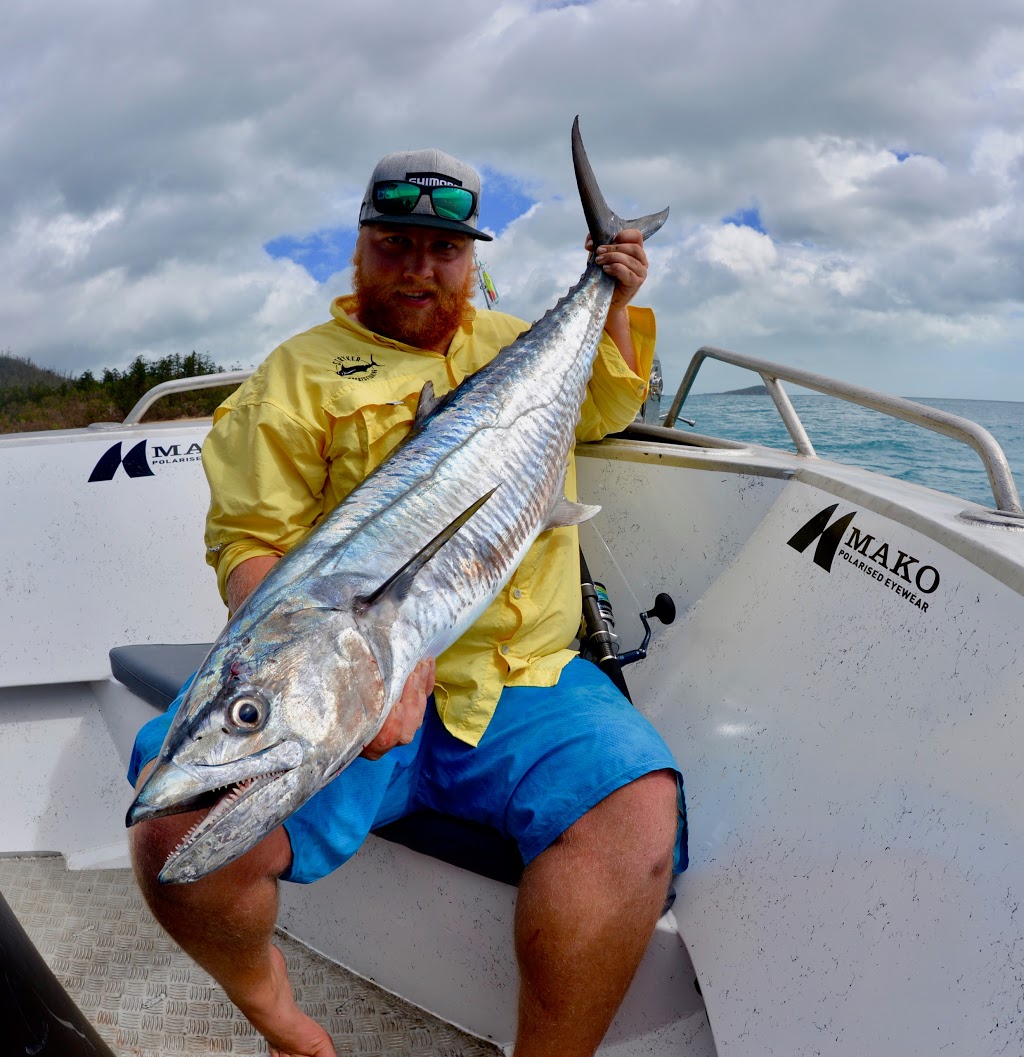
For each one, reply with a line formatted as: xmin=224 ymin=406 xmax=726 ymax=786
xmin=167 ymin=772 xmax=285 ymax=860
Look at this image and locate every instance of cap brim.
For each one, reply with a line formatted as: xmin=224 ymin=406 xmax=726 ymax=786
xmin=361 ymin=214 xmax=493 ymax=242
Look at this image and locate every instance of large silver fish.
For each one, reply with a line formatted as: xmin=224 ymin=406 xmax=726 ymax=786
xmin=126 ymin=119 xmax=669 ymax=883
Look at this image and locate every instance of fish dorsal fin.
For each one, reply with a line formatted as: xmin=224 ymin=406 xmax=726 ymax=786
xmin=546 ymin=497 xmax=601 ymax=530
xmin=355 ymin=486 xmax=499 ymax=609
xmin=412 ymin=381 xmax=455 ymax=431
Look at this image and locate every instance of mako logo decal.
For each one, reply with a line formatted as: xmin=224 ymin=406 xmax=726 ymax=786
xmin=88 ymin=440 xmax=154 ymax=482
xmin=787 ymin=504 xmax=941 ymax=612
xmin=88 ymin=440 xmax=203 ymax=482
xmin=785 ymin=503 xmax=855 ymax=572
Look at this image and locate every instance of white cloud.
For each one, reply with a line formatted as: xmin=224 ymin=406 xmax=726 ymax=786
xmin=14 ymin=206 xmax=124 ymax=272
xmin=0 ymin=0 xmax=1020 ymax=403
xmin=697 ymin=225 xmax=779 ymax=277
xmin=971 ymin=128 xmax=1024 ymax=186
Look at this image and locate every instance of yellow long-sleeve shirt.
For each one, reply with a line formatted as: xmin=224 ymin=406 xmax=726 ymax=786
xmin=204 ymin=294 xmax=655 ymax=745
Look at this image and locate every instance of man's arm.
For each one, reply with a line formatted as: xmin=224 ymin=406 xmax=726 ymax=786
xmin=226 ymin=554 xmax=280 ymax=617
xmin=226 ymin=556 xmax=433 ymax=759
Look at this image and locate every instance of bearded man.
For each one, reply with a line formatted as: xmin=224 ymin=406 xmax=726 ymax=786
xmin=128 ymin=145 xmax=687 ymax=1057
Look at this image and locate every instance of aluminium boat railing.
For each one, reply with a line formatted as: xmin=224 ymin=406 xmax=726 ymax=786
xmin=106 ymin=354 xmax=1022 ymax=519
xmin=118 ymin=370 xmax=254 ymax=424
xmin=663 ymin=345 xmax=1023 ymax=518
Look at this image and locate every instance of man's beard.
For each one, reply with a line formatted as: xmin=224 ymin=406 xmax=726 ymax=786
xmin=352 ymin=253 xmax=476 ymax=352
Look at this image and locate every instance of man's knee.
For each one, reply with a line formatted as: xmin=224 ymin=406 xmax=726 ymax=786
xmin=607 ymin=769 xmax=678 ymax=875
xmin=559 ymin=769 xmax=679 ymax=879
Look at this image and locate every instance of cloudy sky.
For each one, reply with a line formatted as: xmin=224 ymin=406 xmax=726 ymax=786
xmin=3 ymin=0 xmax=1022 ymax=399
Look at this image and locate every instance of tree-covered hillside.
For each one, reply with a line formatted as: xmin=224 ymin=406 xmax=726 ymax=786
xmin=0 ymin=352 xmax=243 ymax=433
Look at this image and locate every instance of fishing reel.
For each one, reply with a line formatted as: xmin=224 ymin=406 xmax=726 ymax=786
xmin=580 ymin=580 xmax=676 ymax=669
xmin=578 ymin=551 xmax=676 ymax=702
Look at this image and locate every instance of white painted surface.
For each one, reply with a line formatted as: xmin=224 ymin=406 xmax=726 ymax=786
xmin=0 ymin=421 xmax=224 ymax=686
xmin=0 ymin=683 xmax=130 ymax=865
xmin=576 ymin=445 xmax=791 ymax=711
xmin=91 ymin=675 xmax=171 ymax=775
xmin=629 ymin=473 xmax=1024 ymax=1057
xmin=2 ymin=417 xmax=1023 ymax=1055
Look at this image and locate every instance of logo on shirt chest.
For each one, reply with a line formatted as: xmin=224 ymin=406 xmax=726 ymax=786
xmin=333 ymin=354 xmax=379 ymax=381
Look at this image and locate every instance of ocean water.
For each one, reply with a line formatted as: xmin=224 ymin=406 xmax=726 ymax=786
xmin=670 ymin=393 xmax=1024 ymax=510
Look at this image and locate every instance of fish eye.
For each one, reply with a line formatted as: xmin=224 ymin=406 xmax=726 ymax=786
xmin=228 ymin=695 xmax=265 ymax=731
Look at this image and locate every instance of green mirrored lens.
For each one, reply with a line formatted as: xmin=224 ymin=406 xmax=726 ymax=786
xmin=375 ymin=182 xmax=420 ymax=213
xmin=430 ymin=186 xmax=474 ymax=221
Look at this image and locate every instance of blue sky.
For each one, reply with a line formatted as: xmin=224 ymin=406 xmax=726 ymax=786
xmin=722 ymin=205 xmax=765 ymax=234
xmin=264 ymin=228 xmax=354 ymax=284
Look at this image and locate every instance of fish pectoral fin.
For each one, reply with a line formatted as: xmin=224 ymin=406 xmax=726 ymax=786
xmin=546 ymin=497 xmax=601 ymax=530
xmin=355 ymin=486 xmax=499 ymax=609
xmin=412 ymin=381 xmax=455 ymax=431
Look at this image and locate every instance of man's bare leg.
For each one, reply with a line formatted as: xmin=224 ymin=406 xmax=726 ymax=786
xmin=129 ymin=781 xmax=337 ymax=1057
xmin=512 ymin=769 xmax=679 ymax=1057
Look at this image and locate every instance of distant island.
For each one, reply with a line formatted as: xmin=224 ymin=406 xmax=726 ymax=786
xmin=713 ymin=384 xmax=769 ymax=396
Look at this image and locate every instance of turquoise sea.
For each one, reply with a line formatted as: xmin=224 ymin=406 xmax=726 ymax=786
xmin=672 ymin=394 xmax=1024 ymax=510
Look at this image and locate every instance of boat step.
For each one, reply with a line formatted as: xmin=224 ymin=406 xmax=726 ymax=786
xmin=0 ymin=855 xmax=501 ymax=1056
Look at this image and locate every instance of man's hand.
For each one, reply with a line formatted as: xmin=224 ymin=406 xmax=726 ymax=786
xmin=360 ymin=657 xmax=435 ymax=761
xmin=587 ymin=228 xmax=649 ymax=313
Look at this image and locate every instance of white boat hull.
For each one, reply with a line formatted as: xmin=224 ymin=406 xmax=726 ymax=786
xmin=2 ymin=409 xmax=1022 ymax=1055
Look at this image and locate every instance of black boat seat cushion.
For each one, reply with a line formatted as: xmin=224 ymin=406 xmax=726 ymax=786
xmin=110 ymin=643 xmax=213 ymax=711
xmin=109 ymin=643 xmax=525 ymax=886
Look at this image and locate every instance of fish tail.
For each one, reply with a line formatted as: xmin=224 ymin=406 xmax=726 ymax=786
xmin=572 ymin=116 xmax=669 ymax=247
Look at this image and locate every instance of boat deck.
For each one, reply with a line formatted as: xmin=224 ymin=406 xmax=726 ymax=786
xmin=0 ymin=855 xmax=501 ymax=1056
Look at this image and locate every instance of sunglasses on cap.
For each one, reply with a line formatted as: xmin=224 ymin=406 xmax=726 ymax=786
xmin=372 ymin=181 xmax=477 ymax=223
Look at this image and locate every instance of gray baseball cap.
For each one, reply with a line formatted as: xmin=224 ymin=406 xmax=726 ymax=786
xmin=358 ymin=147 xmax=493 ymax=241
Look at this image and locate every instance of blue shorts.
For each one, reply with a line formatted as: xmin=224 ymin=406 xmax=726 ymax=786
xmin=128 ymin=656 xmax=687 ymax=884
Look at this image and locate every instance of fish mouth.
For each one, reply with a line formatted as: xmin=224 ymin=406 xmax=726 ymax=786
xmin=126 ymin=739 xmax=303 ymax=827
xmin=123 ymin=739 xmax=304 ymax=884
xmin=157 ymin=767 xmax=298 ymax=884
xmin=125 ymin=738 xmax=307 ymax=885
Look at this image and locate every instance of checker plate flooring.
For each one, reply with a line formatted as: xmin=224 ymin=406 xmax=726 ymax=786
xmin=0 ymin=855 xmax=501 ymax=1057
